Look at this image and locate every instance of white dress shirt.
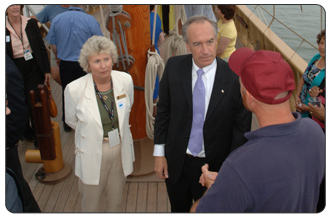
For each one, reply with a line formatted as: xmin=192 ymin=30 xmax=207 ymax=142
xmin=153 ymin=59 xmax=217 ymax=157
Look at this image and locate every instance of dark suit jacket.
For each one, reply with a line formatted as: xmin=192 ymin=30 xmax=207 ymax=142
xmin=6 ymin=55 xmax=40 ymax=212
xmin=154 ymin=54 xmax=252 ymax=183
xmin=6 ymin=17 xmax=50 ymax=75
xmin=6 ymin=55 xmax=28 ymax=147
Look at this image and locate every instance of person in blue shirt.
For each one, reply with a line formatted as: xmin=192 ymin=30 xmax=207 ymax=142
xmin=31 ymin=5 xmax=70 ymax=85
xmin=149 ymin=5 xmax=164 ymax=115
xmin=47 ymin=5 xmax=103 ymax=132
xmin=34 ymin=5 xmax=69 ymax=23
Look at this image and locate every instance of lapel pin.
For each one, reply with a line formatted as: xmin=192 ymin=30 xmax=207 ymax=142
xmin=221 ymin=89 xmax=224 ymax=93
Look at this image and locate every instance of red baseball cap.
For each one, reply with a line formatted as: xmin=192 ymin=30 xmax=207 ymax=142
xmin=228 ymin=48 xmax=295 ymax=104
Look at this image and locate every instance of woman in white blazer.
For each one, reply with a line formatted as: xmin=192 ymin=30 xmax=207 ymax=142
xmin=64 ymin=36 xmax=134 ymax=212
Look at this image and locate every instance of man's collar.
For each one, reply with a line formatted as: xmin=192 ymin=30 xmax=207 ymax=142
xmin=192 ymin=58 xmax=217 ymax=73
xmin=69 ymin=7 xmax=84 ymax=12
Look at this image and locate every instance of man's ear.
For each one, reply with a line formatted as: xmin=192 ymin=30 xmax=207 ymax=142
xmin=186 ymin=43 xmax=191 ymax=53
xmin=245 ymin=89 xmax=255 ymax=105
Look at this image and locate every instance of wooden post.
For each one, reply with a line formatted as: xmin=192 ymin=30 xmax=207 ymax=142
xmin=123 ymin=5 xmax=151 ymax=140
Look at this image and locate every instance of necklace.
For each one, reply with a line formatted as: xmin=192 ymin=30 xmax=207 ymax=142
xmin=98 ymin=89 xmax=112 ymax=101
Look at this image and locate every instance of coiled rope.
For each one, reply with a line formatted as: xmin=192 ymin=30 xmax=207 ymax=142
xmin=145 ymin=6 xmax=165 ymax=139
xmin=163 ymin=5 xmax=188 ymax=64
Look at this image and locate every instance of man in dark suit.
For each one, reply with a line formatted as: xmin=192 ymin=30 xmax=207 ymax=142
xmin=6 ymin=55 xmax=41 ymax=212
xmin=154 ymin=16 xmax=251 ymax=212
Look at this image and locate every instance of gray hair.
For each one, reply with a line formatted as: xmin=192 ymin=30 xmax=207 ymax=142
xmin=79 ymin=36 xmax=118 ymax=73
xmin=181 ymin=15 xmax=218 ymax=43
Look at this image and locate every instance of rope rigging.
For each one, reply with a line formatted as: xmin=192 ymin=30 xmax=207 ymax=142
xmin=106 ymin=5 xmax=135 ymax=72
xmin=162 ymin=5 xmax=188 ymax=64
xmin=145 ymin=5 xmax=165 ymax=139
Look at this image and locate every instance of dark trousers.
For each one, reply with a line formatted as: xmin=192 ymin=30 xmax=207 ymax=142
xmin=59 ymin=60 xmax=86 ymax=123
xmin=14 ymin=57 xmax=45 ymax=141
xmin=165 ymin=155 xmax=207 ymax=212
xmin=6 ymin=145 xmax=41 ymax=212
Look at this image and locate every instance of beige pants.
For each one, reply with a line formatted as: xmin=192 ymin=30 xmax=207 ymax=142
xmin=78 ymin=142 xmax=126 ymax=212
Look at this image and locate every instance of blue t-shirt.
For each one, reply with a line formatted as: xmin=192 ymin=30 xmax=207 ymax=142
xmin=150 ymin=12 xmax=162 ymax=100
xmin=150 ymin=12 xmax=162 ymax=53
xmin=46 ymin=7 xmax=103 ymax=61
xmin=35 ymin=5 xmax=69 ymax=23
xmin=196 ymin=112 xmax=325 ymax=213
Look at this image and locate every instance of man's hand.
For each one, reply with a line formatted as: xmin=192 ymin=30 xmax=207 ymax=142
xmin=154 ymin=156 xmax=169 ymax=179
xmin=199 ymin=164 xmax=218 ymax=188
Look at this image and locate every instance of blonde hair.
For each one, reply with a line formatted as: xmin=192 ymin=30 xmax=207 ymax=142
xmin=79 ymin=36 xmax=118 ymax=73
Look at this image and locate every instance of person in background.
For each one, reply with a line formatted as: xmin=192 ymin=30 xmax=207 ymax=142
xmin=6 ymin=54 xmax=41 ymax=212
xmin=191 ymin=48 xmax=325 ymax=213
xmin=295 ymin=31 xmax=325 ymax=212
xmin=215 ymin=5 xmax=237 ymax=61
xmin=150 ymin=5 xmax=165 ymax=116
xmin=64 ymin=36 xmax=135 ymax=212
xmin=184 ymin=5 xmax=217 ymax=22
xmin=308 ymin=80 xmax=325 ymax=213
xmin=31 ymin=5 xmax=70 ymax=85
xmin=308 ymin=82 xmax=325 ymax=131
xmin=6 ymin=4 xmax=51 ymax=148
xmin=295 ymin=30 xmax=325 ymax=118
xmin=47 ymin=4 xmax=103 ymax=132
xmin=154 ymin=15 xmax=251 ymax=212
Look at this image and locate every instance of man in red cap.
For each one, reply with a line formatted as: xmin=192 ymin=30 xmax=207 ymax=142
xmin=191 ymin=48 xmax=325 ymax=212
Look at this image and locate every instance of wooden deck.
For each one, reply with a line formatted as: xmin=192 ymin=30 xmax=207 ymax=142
xmin=18 ymin=77 xmax=171 ymax=213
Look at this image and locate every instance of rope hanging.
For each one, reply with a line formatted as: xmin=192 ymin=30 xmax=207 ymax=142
xmin=163 ymin=5 xmax=188 ymax=64
xmin=145 ymin=5 xmax=165 ymax=139
xmin=145 ymin=49 xmax=164 ymax=139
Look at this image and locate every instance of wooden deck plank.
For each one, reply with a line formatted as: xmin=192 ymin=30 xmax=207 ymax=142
xmin=125 ymin=182 xmax=138 ymax=212
xmin=37 ymin=184 xmax=54 ymax=211
xmin=136 ymin=182 xmax=148 ymax=212
xmin=32 ymin=182 xmax=46 ymax=203
xmin=43 ymin=182 xmax=65 ymax=212
xmin=147 ymin=182 xmax=157 ymax=212
xmin=121 ymin=182 xmax=129 ymax=212
xmin=157 ymin=182 xmax=169 ymax=212
xmin=63 ymin=177 xmax=79 ymax=212
xmin=74 ymin=194 xmax=82 ymax=212
xmin=52 ymin=155 xmax=76 ymax=212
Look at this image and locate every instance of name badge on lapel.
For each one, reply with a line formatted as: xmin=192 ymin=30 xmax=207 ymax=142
xmin=117 ymin=94 xmax=126 ymax=100
xmin=108 ymin=128 xmax=120 ymax=147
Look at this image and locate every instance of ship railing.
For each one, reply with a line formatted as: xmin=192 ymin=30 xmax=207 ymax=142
xmin=235 ymin=5 xmax=324 ymax=77
xmin=253 ymin=5 xmax=319 ymax=54
xmin=234 ymin=5 xmax=321 ymax=111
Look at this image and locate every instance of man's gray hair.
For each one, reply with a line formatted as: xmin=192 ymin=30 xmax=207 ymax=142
xmin=181 ymin=15 xmax=218 ymax=43
xmin=78 ymin=36 xmax=118 ymax=73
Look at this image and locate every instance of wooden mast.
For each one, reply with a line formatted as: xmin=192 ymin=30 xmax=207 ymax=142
xmin=119 ymin=5 xmax=154 ymax=176
xmin=123 ymin=5 xmax=150 ymax=140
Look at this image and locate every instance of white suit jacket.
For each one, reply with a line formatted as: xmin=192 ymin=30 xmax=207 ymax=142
xmin=64 ymin=71 xmax=135 ymax=185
